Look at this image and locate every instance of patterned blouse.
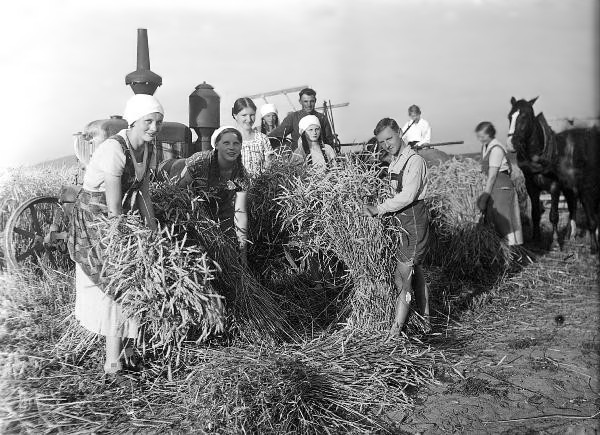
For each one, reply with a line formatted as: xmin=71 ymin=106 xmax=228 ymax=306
xmin=241 ymin=129 xmax=274 ymax=175
xmin=185 ymin=150 xmax=250 ymax=235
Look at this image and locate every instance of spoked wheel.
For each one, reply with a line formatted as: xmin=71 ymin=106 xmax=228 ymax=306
xmin=4 ymin=196 xmax=73 ymax=272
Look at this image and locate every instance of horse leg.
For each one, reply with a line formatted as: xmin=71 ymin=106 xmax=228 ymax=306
xmin=549 ymin=182 xmax=561 ymax=250
xmin=526 ymin=179 xmax=542 ymax=242
xmin=562 ymin=188 xmax=578 ymax=241
xmin=580 ymin=193 xmax=599 ymax=255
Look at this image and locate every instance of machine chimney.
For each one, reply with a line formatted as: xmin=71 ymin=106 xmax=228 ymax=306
xmin=125 ymin=28 xmax=162 ymax=95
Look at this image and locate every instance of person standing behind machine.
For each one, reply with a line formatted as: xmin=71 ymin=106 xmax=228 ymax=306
xmin=268 ymin=88 xmax=335 ymax=150
xmin=401 ymin=105 xmax=431 ymax=148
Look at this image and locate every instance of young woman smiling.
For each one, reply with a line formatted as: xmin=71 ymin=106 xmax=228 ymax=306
xmin=67 ymin=94 xmax=163 ymax=375
xmin=231 ymin=97 xmax=274 ymax=176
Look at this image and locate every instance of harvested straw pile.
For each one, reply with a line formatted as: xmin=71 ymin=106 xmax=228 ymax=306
xmin=1 ymin=267 xmax=442 ymax=434
xmin=248 ymin=161 xmax=350 ymax=332
xmin=169 ymin=330 xmax=441 ymax=433
xmin=150 ymin=182 xmax=296 ymax=343
xmin=100 ymin=214 xmax=225 ymax=359
xmin=424 ymin=158 xmax=514 ymax=281
xmin=274 ymin=156 xmax=404 ymax=332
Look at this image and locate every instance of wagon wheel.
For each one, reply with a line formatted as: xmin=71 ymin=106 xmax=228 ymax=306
xmin=4 ymin=196 xmax=73 ymax=271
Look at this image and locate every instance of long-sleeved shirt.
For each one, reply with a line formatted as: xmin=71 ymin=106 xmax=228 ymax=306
xmin=401 ymin=118 xmax=431 ymax=146
xmin=377 ymin=146 xmax=428 ymax=215
xmin=268 ymin=110 xmax=335 ymax=149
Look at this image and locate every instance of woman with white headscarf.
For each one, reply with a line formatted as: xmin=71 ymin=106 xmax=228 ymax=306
xmin=165 ymin=126 xmax=250 ymax=261
xmin=260 ymin=103 xmax=279 ymax=135
xmin=67 ymin=93 xmax=164 ymax=376
xmin=292 ymin=115 xmax=337 ymax=169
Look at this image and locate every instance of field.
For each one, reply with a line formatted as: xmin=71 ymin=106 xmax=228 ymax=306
xmin=0 ymin=158 xmax=598 ymax=434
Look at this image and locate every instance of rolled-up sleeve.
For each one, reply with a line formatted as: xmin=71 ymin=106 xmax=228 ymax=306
xmin=377 ymin=157 xmax=427 ymax=214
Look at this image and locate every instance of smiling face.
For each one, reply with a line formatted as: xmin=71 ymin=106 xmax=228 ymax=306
xmin=130 ymin=112 xmax=164 ymax=142
xmin=215 ymin=131 xmax=242 ymax=164
xmin=299 ymin=94 xmax=316 ymax=114
xmin=233 ymin=107 xmax=256 ymax=131
xmin=376 ymin=126 xmax=404 ymax=156
xmin=263 ymin=112 xmax=278 ymax=127
xmin=304 ymin=124 xmax=321 ymax=142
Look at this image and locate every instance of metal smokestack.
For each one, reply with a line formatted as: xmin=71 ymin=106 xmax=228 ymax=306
xmin=125 ymin=28 xmax=162 ymax=95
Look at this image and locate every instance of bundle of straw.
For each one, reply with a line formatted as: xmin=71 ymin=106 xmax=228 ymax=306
xmin=424 ymin=158 xmax=513 ymax=280
xmin=177 ymin=330 xmax=440 ymax=433
xmin=274 ymin=156 xmax=404 ymax=331
xmin=100 ymin=214 xmax=225 ymax=360
xmin=248 ymin=161 xmax=351 ymax=333
xmin=150 ymin=182 xmax=296 ymax=343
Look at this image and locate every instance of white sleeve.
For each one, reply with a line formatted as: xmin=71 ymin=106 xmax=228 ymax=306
xmin=422 ymin=121 xmax=431 ymax=144
xmin=488 ymin=146 xmax=505 ymax=168
xmin=95 ymin=140 xmax=126 ymax=177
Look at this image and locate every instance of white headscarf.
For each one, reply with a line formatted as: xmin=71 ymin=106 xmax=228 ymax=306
xmin=298 ymin=115 xmax=320 ymax=135
xmin=260 ymin=103 xmax=278 ymax=118
xmin=210 ymin=125 xmax=239 ymax=148
xmin=124 ymin=94 xmax=164 ymax=126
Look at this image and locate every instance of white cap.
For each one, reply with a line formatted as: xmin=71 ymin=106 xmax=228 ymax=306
xmin=298 ymin=115 xmax=320 ymax=135
xmin=124 ymin=94 xmax=164 ymax=126
xmin=259 ymin=103 xmax=278 ymax=118
xmin=210 ymin=125 xmax=239 ymax=148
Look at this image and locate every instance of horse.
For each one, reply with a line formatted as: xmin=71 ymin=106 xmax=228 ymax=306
xmin=507 ymin=97 xmax=600 ymax=253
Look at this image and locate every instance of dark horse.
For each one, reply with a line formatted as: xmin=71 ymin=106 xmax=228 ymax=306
xmin=508 ymin=97 xmax=600 ymax=253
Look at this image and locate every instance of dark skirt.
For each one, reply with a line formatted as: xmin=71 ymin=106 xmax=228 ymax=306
xmin=67 ymin=190 xmax=110 ymax=288
xmin=394 ymin=200 xmax=430 ymax=265
xmin=485 ymin=172 xmax=523 ymax=246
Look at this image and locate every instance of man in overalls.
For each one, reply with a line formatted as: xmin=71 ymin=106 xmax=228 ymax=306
xmin=361 ymin=118 xmax=430 ymax=337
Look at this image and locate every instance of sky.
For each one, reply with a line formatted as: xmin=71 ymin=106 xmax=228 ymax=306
xmin=0 ymin=0 xmax=598 ymax=170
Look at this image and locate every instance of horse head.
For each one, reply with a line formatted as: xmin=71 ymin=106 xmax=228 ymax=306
xmin=507 ymin=96 xmax=540 ymax=161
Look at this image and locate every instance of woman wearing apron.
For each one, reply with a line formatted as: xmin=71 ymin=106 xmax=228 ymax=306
xmin=68 ymin=94 xmax=163 ymax=375
xmin=475 ymin=121 xmax=523 ymax=246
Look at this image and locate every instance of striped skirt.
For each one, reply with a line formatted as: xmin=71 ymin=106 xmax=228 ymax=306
xmin=67 ymin=190 xmax=138 ymax=338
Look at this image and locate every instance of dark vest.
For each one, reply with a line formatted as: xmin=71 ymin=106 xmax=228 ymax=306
xmin=109 ymin=134 xmax=154 ymax=210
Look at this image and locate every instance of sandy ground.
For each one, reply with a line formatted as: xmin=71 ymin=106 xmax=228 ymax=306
xmin=400 ymin=235 xmax=599 ymax=434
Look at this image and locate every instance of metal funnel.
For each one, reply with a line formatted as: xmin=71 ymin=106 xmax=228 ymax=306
xmin=125 ymin=28 xmax=162 ymax=95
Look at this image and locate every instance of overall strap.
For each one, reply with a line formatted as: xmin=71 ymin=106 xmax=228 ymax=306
xmin=107 ymin=134 xmax=154 ymax=210
xmin=485 ymin=143 xmax=512 ymax=176
xmin=390 ymin=154 xmax=416 ymax=193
